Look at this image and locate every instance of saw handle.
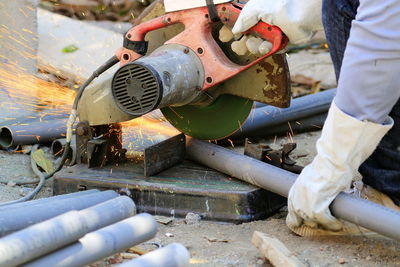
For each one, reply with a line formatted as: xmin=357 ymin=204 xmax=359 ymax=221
xmin=217 ymin=3 xmax=287 ymax=50
xmin=117 ymin=3 xmax=288 ymax=90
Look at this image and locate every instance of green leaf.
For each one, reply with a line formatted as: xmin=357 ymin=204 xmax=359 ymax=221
xmin=62 ymin=44 xmax=79 ymax=53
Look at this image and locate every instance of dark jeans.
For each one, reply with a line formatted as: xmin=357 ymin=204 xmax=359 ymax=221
xmin=322 ymin=0 xmax=400 ymax=205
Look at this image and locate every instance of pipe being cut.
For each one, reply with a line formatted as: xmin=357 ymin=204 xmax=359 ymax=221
xmin=232 ymin=89 xmax=336 ymax=139
xmin=0 ymin=196 xmax=136 ymax=266
xmin=247 ymin=113 xmax=327 ymax=138
xmin=186 ymin=138 xmax=400 ymax=241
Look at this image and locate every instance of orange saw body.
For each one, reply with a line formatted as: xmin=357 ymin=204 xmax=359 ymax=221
xmin=116 ymin=2 xmax=288 ymax=90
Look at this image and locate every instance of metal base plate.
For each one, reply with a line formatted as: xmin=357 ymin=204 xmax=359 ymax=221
xmin=53 ymin=160 xmax=285 ymax=223
xmin=161 ymin=95 xmax=253 ymax=140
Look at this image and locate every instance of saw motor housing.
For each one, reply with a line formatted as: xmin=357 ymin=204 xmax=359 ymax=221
xmin=112 ymin=44 xmax=206 ymax=116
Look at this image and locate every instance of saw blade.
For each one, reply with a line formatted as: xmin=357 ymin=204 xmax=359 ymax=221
xmin=161 ymin=94 xmax=253 ymax=140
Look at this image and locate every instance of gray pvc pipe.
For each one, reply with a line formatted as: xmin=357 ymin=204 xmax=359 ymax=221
xmin=0 ymin=189 xmax=99 ymax=212
xmin=116 ymin=243 xmax=190 ymax=267
xmin=186 ymin=138 xmax=400 ymax=241
xmin=0 ymin=119 xmax=68 ymax=148
xmin=232 ymin=89 xmax=336 ymax=139
xmin=0 ymin=196 xmax=136 ymax=266
xmin=24 ymin=213 xmax=158 ymax=267
xmin=0 ymin=190 xmax=119 ymax=237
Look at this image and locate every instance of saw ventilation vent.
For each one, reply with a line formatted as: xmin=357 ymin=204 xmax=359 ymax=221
xmin=112 ymin=63 xmax=162 ymax=116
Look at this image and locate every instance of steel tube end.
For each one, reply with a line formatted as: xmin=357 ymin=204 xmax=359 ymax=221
xmin=0 ymin=127 xmax=13 ymax=148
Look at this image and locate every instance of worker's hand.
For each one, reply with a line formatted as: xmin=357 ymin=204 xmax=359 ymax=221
xmin=219 ymin=25 xmax=272 ymax=56
xmin=286 ymin=100 xmax=393 ymax=232
xmin=232 ymin=0 xmax=323 ymax=45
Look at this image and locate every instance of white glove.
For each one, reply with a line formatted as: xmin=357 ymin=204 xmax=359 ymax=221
xmin=232 ymin=0 xmax=323 ymax=45
xmin=287 ymin=100 xmax=393 ymax=231
xmin=219 ymin=26 xmax=272 ymax=55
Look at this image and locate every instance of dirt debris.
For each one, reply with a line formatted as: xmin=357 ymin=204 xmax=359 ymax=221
xmin=150 ymin=216 xmax=400 ymax=267
xmin=0 ymin=151 xmax=52 ymax=203
xmin=185 ymin=212 xmax=202 ymax=225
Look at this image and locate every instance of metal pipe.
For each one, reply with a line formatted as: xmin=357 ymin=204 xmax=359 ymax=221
xmin=248 ymin=113 xmax=327 ymax=138
xmin=0 ymin=114 xmax=69 ymax=150
xmin=186 ymin=138 xmax=400 ymax=241
xmin=232 ymin=89 xmax=336 ymax=139
xmin=0 ymin=196 xmax=136 ymax=266
xmin=24 ymin=213 xmax=158 ymax=267
xmin=116 ymin=243 xmax=190 ymax=267
xmin=0 ymin=190 xmax=119 ymax=237
xmin=0 ymin=189 xmax=99 ymax=212
xmin=0 ymin=119 xmax=68 ymax=148
xmin=0 ymin=113 xmax=69 ymax=128
xmin=51 ymin=137 xmax=77 ymax=166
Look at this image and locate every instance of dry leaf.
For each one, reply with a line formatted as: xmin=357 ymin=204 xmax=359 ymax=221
xmin=32 ymin=149 xmax=54 ymax=174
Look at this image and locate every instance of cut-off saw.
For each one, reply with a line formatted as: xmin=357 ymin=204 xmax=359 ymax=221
xmin=54 ymin=0 xmax=291 ymax=221
xmin=78 ymin=0 xmax=291 ymax=141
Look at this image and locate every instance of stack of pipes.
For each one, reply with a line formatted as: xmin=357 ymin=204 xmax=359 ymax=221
xmin=0 ymin=190 xmax=190 ymax=267
xmin=0 ymin=118 xmax=69 ymax=150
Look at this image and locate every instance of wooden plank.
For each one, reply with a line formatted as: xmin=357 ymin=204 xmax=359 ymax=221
xmin=37 ymin=8 xmax=124 ymax=83
xmin=252 ymin=231 xmax=305 ymax=267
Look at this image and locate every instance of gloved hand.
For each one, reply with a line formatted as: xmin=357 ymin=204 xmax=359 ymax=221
xmin=232 ymin=0 xmax=323 ymax=45
xmin=219 ymin=25 xmax=272 ymax=55
xmin=287 ymin=100 xmax=393 ymax=231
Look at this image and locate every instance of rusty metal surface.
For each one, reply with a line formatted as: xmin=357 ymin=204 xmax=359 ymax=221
xmin=144 ymin=133 xmax=185 ymax=176
xmin=87 ymin=139 xmax=108 ymax=168
xmin=209 ymin=54 xmax=291 ymax=108
xmin=76 ymin=122 xmax=126 ymax=167
xmin=209 ymin=28 xmax=291 ymax=108
xmin=76 ymin=121 xmax=93 ymax=164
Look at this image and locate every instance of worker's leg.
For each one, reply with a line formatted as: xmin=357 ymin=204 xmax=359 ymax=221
xmin=322 ymin=0 xmax=359 ymax=79
xmin=360 ymin=104 xmax=400 ymax=205
xmin=323 ymin=0 xmax=400 ymax=205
